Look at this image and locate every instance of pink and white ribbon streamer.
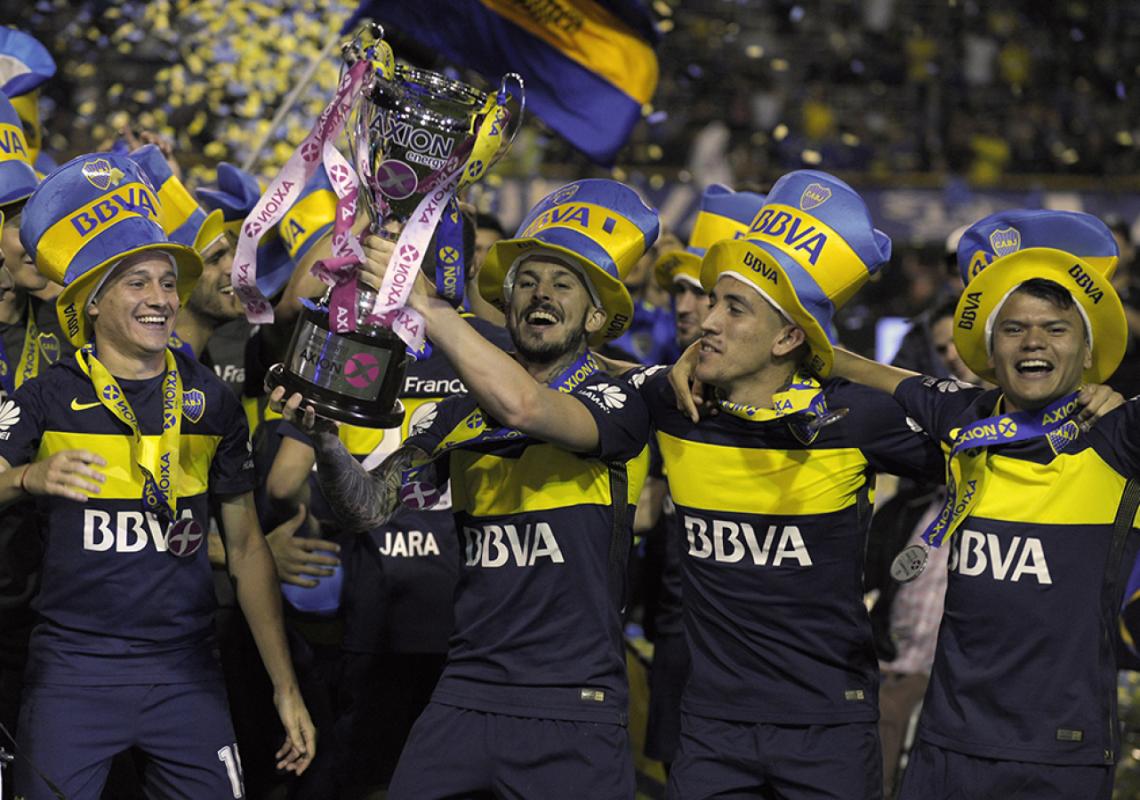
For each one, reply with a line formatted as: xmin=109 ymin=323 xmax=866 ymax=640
xmin=231 ymin=60 xmax=368 ymax=323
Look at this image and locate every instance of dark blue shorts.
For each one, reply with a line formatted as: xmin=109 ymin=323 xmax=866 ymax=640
xmin=898 ymin=739 xmax=1114 ymax=800
xmin=387 ymin=702 xmax=634 ymax=800
xmin=645 ymin=632 xmax=689 ymax=764
xmin=14 ymin=681 xmax=242 ymax=800
xmin=668 ymin=713 xmax=882 ymax=800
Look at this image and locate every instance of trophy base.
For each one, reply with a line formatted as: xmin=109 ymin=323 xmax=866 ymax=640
xmin=269 ymin=302 xmax=410 ymax=429
xmin=266 ymin=363 xmax=406 ymax=428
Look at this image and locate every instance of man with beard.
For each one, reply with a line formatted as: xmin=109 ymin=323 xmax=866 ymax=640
xmin=274 ymin=179 xmax=657 ymax=800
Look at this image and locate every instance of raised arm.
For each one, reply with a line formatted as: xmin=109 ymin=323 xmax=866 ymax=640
xmin=361 ymin=236 xmax=605 ymax=454
xmin=831 ymin=347 xmax=920 ymax=396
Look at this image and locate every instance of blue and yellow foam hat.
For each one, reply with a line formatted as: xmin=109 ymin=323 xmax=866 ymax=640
xmin=196 ymin=162 xmax=294 ymax=299
xmin=481 ymin=179 xmax=660 ymax=344
xmin=20 ymin=153 xmax=202 ymax=348
xmin=278 ymin=165 xmax=336 ymax=265
xmin=655 ymin=185 xmax=766 ymax=292
xmin=0 ymin=90 xmax=38 ymax=214
xmin=0 ymin=29 xmax=55 ymax=168
xmin=129 ymin=144 xmax=224 ymax=253
xmin=701 ymin=170 xmax=891 ymax=376
xmin=957 ymin=208 xmax=1119 ymax=285
xmin=952 ymin=209 xmax=1125 ymax=384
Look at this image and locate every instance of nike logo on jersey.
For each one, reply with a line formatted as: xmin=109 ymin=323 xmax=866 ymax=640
xmin=70 ymin=398 xmax=103 ymax=411
xmin=684 ymin=515 xmax=813 ymax=567
xmin=462 ymin=522 xmax=565 ymax=567
xmin=948 ymin=529 xmax=1053 ymax=584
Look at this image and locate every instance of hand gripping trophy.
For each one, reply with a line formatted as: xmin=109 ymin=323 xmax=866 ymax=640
xmin=232 ymin=23 xmax=523 ymax=426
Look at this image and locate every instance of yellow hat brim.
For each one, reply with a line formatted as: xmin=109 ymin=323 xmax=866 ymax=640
xmin=953 ymin=247 xmax=1126 ymax=384
xmin=480 ymin=238 xmax=635 ymax=346
xmin=654 ymin=250 xmax=702 ymax=292
xmin=193 ymin=209 xmax=227 ymax=253
xmin=55 ymin=242 xmax=204 ymax=348
xmin=701 ymin=239 xmax=835 ymax=376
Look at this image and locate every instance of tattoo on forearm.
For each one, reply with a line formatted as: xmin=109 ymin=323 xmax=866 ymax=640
xmin=312 ymin=434 xmax=422 ymax=532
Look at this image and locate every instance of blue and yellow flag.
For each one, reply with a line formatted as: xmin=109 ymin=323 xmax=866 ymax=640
xmin=345 ymin=0 xmax=659 ymax=164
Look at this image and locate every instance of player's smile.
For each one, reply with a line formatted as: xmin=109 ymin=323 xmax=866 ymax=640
xmin=988 ymin=291 xmax=1090 ymax=412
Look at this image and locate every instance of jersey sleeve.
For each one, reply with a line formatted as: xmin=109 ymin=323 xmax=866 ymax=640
xmin=836 ymin=381 xmax=946 ymax=483
xmin=0 ymin=381 xmax=46 ymax=467
xmin=573 ymin=376 xmax=652 ymax=463
xmin=209 ymin=389 xmax=256 ymax=497
xmin=404 ymin=393 xmax=464 ymax=458
xmin=892 ymin=375 xmax=986 ymax=444
xmin=1089 ymin=399 xmax=1140 ymax=477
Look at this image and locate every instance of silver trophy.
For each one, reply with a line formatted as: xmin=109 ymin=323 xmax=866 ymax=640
xmin=267 ymin=24 xmax=523 ymax=426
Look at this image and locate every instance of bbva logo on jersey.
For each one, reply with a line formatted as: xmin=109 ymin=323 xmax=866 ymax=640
xmin=949 ymin=529 xmax=1052 ymax=584
xmin=83 ymin=509 xmax=195 ymax=553
xmin=684 ymin=515 xmax=813 ymax=567
xmin=462 ymin=522 xmax=565 ymax=568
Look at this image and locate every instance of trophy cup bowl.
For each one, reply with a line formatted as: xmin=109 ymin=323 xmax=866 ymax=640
xmin=266 ymin=26 xmax=521 ymax=428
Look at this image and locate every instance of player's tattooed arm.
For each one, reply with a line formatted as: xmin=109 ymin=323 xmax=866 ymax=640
xmin=310 ymin=433 xmax=430 ymax=532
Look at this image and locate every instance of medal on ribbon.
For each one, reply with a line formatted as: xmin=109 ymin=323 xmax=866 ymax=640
xmin=890 ymin=390 xmax=1084 ymax=582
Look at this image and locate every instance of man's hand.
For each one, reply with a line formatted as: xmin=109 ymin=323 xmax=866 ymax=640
xmin=273 ymin=684 xmax=317 ymax=774
xmin=268 ymin=386 xmax=339 ymax=437
xmin=668 ymin=341 xmax=713 ymax=423
xmin=265 ymin=505 xmax=341 ymax=588
xmin=1077 ymin=384 xmax=1127 ymax=432
xmin=22 ymin=450 xmax=107 ymax=501
xmin=359 ymin=233 xmax=433 ymax=297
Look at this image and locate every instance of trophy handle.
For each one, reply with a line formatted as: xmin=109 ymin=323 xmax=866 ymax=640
xmin=497 ymin=73 xmax=527 ymax=154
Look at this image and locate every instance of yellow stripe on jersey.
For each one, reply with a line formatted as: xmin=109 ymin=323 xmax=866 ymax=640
xmin=39 ymin=431 xmax=220 ymax=500
xmin=971 ymin=449 xmax=1140 ymax=526
xmin=657 ymin=431 xmax=868 ymax=516
xmin=451 ymin=444 xmax=649 ymax=517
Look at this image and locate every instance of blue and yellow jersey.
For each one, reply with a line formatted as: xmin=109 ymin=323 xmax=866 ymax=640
xmin=0 ymin=349 xmax=254 ymax=686
xmin=282 ymin=316 xmax=512 ymax=654
xmin=635 ymin=369 xmax=943 ymax=725
xmin=895 ymin=375 xmax=1140 ymax=766
xmin=405 ymin=369 xmax=651 ymax=725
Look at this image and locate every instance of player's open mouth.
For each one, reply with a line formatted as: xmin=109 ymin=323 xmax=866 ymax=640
xmin=1015 ymin=358 xmax=1053 ymax=375
xmin=525 ymin=309 xmax=560 ymax=326
xmin=219 ymin=285 xmax=234 ymax=296
xmin=136 ymin=314 xmax=168 ymax=328
xmin=699 ymin=339 xmax=721 ymax=355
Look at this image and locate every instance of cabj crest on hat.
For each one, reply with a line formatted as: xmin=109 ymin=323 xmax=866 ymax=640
xmin=655 ymin=184 xmax=766 ymax=292
xmin=0 ymin=90 xmax=37 ymax=212
xmin=129 ymin=144 xmax=224 ymax=253
xmin=956 ymin=208 xmax=1119 ymax=285
xmin=952 ymin=209 xmax=1125 ymax=383
xmin=701 ymin=169 xmax=891 ymax=376
xmin=481 ymin=179 xmax=660 ymax=345
xmin=20 ymin=152 xmax=202 ymax=347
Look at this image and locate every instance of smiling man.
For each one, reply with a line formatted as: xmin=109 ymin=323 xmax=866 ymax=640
xmin=641 ymin=170 xmax=948 ymax=800
xmin=275 ymin=179 xmax=656 ymax=800
xmin=831 ymin=209 xmax=1139 ymax=799
xmin=0 ymin=153 xmax=315 ymax=799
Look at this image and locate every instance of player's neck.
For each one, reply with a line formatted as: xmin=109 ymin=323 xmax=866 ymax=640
xmin=722 ymin=361 xmax=797 ymax=409
xmin=91 ymin=335 xmax=166 ymax=380
xmin=520 ymin=342 xmax=590 ymax=385
xmin=174 ymin=306 xmax=213 ymax=359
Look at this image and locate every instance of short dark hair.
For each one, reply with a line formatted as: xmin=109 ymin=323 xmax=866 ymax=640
xmin=1013 ymin=278 xmax=1075 ymax=311
xmin=474 ymin=212 xmax=507 ymax=238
